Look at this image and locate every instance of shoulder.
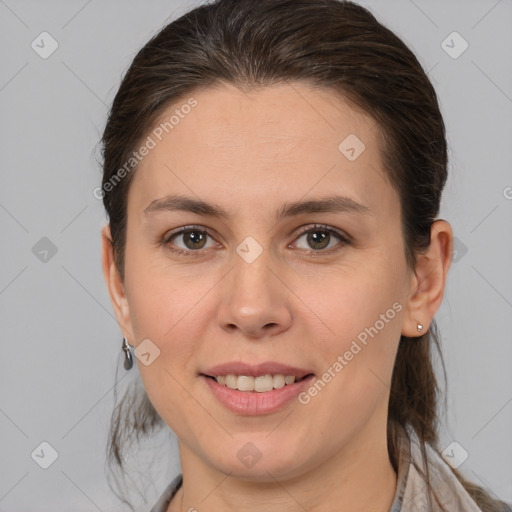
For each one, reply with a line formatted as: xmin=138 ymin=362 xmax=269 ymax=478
xmin=408 ymin=437 xmax=481 ymax=511
xmin=399 ymin=425 xmax=507 ymax=512
xmin=148 ymin=473 xmax=183 ymax=512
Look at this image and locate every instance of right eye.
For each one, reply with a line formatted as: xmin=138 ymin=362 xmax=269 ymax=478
xmin=163 ymin=226 xmax=220 ymax=255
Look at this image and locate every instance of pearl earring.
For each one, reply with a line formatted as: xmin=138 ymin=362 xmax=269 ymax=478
xmin=417 ymin=323 xmax=423 ymax=332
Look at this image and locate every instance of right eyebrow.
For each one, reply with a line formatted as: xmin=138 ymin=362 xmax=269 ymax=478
xmin=143 ymin=194 xmax=231 ymax=219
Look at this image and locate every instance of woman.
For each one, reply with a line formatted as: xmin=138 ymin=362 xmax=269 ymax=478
xmin=99 ymin=0 xmax=511 ymax=511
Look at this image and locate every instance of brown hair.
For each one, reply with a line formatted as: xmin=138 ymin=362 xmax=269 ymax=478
xmin=100 ymin=1 xmax=508 ymax=510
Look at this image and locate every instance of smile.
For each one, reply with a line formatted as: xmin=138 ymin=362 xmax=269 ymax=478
xmin=201 ymin=374 xmax=315 ymax=415
xmin=208 ymin=374 xmax=309 ymax=392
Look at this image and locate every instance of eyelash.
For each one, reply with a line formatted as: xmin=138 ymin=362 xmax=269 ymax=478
xmin=162 ymin=224 xmax=352 ymax=257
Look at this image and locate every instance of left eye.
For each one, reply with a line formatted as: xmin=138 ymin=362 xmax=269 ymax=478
xmin=165 ymin=228 xmax=217 ymax=252
xmin=293 ymin=226 xmax=349 ymax=252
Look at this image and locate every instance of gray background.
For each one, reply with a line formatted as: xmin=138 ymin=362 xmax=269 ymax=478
xmin=1 ymin=0 xmax=511 ymax=510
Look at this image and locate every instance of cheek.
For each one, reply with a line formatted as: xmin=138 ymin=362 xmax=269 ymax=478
xmin=309 ymin=258 xmax=403 ymax=339
xmin=123 ymin=252 xmax=209 ymax=411
xmin=124 ymin=240 xmax=208 ymax=339
xmin=320 ymin=299 xmax=402 ymax=391
xmin=302 ymin=253 xmax=406 ymax=396
xmin=296 ymin=293 xmax=403 ymax=453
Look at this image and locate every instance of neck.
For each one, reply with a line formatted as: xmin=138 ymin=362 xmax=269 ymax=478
xmin=169 ymin=420 xmax=398 ymax=512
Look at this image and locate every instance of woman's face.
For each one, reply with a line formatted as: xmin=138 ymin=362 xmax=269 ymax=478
xmin=104 ymin=82 xmax=419 ymax=481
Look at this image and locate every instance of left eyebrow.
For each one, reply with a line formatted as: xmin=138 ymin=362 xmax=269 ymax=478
xmin=142 ymin=193 xmax=373 ymax=220
xmin=277 ymin=195 xmax=373 ymax=218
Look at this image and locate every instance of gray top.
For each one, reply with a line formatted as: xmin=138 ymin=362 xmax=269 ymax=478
xmin=149 ymin=472 xmax=183 ymax=512
xmin=149 ymin=425 xmax=510 ymax=512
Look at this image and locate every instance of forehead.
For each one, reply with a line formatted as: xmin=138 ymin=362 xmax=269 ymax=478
xmin=128 ymin=81 xmax=394 ymax=219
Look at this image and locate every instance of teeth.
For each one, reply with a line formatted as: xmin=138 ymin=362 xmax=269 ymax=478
xmin=237 ymin=376 xmax=255 ymax=391
xmin=254 ymin=375 xmax=273 ymax=392
xmin=214 ymin=374 xmax=299 ymax=392
xmin=272 ymin=374 xmax=285 ymax=389
xmin=284 ymin=375 xmax=295 ymax=385
xmin=225 ymin=375 xmax=237 ymax=389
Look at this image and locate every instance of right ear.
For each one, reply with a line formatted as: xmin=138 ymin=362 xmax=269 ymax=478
xmin=101 ymin=224 xmax=135 ymax=341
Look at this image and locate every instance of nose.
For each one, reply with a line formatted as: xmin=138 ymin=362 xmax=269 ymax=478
xmin=217 ymin=252 xmax=292 ymax=339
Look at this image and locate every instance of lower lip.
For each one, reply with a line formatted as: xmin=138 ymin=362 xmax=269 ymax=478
xmin=201 ymin=375 xmax=315 ymax=415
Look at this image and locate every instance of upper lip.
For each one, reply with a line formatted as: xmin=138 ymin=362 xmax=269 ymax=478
xmin=201 ymin=362 xmax=314 ymax=380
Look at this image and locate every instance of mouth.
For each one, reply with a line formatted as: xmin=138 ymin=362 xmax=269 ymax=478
xmin=200 ymin=371 xmax=316 ymax=415
xmin=200 ymin=373 xmax=315 ymax=393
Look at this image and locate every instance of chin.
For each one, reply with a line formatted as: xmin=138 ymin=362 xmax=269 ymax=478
xmin=204 ymin=439 xmax=313 ymax=483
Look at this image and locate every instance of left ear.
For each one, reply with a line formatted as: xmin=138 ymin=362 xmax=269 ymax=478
xmin=401 ymin=219 xmax=453 ymax=337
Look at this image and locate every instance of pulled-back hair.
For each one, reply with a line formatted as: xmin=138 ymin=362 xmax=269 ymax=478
xmin=100 ymin=1 xmax=508 ymax=510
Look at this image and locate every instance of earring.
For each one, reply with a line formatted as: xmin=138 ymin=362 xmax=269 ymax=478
xmin=122 ymin=337 xmax=133 ymax=370
xmin=417 ymin=323 xmax=423 ymax=333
